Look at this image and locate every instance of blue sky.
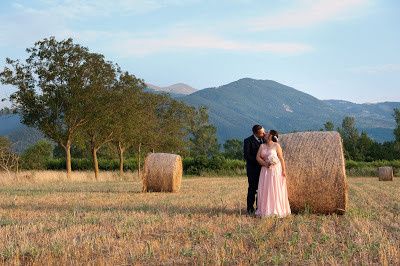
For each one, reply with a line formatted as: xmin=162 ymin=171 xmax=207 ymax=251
xmin=0 ymin=0 xmax=399 ymax=108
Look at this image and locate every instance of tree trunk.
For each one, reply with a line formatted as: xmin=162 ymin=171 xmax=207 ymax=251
xmin=65 ymin=142 xmax=72 ymax=179
xmin=138 ymin=143 xmax=141 ymax=180
xmin=16 ymin=157 xmax=19 ymax=174
xmin=118 ymin=141 xmax=125 ymax=176
xmin=92 ymin=147 xmax=99 ymax=180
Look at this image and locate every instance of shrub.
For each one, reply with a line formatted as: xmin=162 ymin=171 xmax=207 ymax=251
xmin=182 ymin=156 xmax=245 ymax=176
xmin=20 ymin=140 xmax=53 ymax=170
xmin=346 ymin=160 xmax=400 ymax=177
xmin=46 ymin=158 xmax=138 ymax=171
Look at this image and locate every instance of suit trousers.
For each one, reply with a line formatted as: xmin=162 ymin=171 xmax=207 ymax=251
xmin=246 ymin=164 xmax=261 ymax=211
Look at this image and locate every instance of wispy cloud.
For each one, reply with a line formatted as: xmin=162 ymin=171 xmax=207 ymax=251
xmin=249 ymin=0 xmax=369 ymax=31
xmin=348 ymin=64 xmax=400 ymax=74
xmin=0 ymin=1 xmax=313 ymax=57
xmin=1 ymin=0 xmax=320 ymax=56
xmin=12 ymin=0 xmax=200 ymax=18
xmin=1 ymin=0 xmax=183 ymax=47
xmin=108 ymin=30 xmax=313 ymax=56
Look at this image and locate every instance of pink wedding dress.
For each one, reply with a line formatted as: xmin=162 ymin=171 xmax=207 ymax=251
xmin=255 ymin=144 xmax=291 ymax=218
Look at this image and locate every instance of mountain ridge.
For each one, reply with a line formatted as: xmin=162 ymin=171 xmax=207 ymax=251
xmin=181 ymin=78 xmax=399 ymax=142
xmin=145 ymin=82 xmax=196 ymax=96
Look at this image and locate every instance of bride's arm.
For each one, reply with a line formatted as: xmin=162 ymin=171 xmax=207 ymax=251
xmin=256 ymin=145 xmax=268 ymax=167
xmin=276 ymin=144 xmax=287 ymax=176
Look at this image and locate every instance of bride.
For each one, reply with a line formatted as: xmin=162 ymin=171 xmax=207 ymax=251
xmin=255 ymin=130 xmax=291 ymax=218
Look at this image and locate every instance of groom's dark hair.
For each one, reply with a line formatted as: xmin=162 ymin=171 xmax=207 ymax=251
xmin=252 ymin=125 xmax=263 ymax=134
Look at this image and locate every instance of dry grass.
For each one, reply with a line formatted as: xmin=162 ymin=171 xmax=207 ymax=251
xmin=280 ymin=131 xmax=347 ymax=214
xmin=0 ymin=170 xmax=134 ymax=185
xmin=0 ymin=172 xmax=399 ymax=265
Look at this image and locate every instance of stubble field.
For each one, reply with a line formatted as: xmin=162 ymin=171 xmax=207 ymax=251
xmin=0 ymin=171 xmax=399 ymax=265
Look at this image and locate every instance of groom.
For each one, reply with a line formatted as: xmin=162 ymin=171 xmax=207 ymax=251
xmin=243 ymin=125 xmax=266 ymax=215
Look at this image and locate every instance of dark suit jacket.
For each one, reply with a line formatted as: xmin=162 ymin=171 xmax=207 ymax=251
xmin=243 ymin=135 xmax=262 ymax=177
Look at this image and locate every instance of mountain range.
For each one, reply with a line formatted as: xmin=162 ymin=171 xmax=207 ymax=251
xmin=1 ymin=78 xmax=399 ymax=152
xmin=0 ymin=114 xmax=44 ymax=153
xmin=180 ymin=78 xmax=399 ymax=143
xmin=146 ymin=83 xmax=196 ymax=97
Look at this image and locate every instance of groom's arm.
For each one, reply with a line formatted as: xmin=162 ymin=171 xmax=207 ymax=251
xmin=243 ymin=138 xmax=256 ymax=163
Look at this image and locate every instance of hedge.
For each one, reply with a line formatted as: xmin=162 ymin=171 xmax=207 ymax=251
xmin=346 ymin=160 xmax=400 ymax=177
xmin=31 ymin=157 xmax=400 ymax=177
xmin=346 ymin=160 xmax=400 ymax=169
xmin=43 ymin=156 xmax=245 ymax=175
xmin=183 ymin=156 xmax=245 ymax=175
xmin=46 ymin=158 xmax=138 ymax=171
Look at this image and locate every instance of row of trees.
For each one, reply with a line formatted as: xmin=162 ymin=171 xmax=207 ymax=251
xmin=215 ymin=109 xmax=400 ymax=162
xmin=325 ymin=109 xmax=400 ymax=161
xmin=4 ymin=106 xmax=398 ymax=173
xmin=2 ymin=107 xmax=398 ymax=173
xmin=213 ymin=108 xmax=400 ymax=162
xmin=0 ymin=37 xmax=217 ymax=178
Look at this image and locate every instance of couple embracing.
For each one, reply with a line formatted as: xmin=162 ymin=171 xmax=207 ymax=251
xmin=243 ymin=125 xmax=291 ymax=218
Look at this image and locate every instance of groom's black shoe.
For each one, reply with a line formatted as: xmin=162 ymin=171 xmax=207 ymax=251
xmin=247 ymin=208 xmax=255 ymax=216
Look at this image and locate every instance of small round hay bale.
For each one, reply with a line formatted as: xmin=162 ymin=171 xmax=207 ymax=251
xmin=378 ymin=167 xmax=393 ymax=181
xmin=142 ymin=153 xmax=182 ymax=192
xmin=280 ymin=131 xmax=348 ymax=214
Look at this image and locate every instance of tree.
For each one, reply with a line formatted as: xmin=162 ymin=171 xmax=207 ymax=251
xmin=110 ymin=71 xmax=148 ymax=175
xmin=338 ymin=116 xmax=360 ymax=160
xmin=0 ymin=137 xmax=11 ymax=151
xmin=74 ymin=53 xmax=118 ymax=179
xmin=0 ymin=136 xmax=19 ymax=173
xmin=152 ymin=94 xmax=192 ymax=154
xmin=394 ymin=108 xmax=400 ymax=151
xmin=357 ymin=132 xmax=374 ymax=161
xmin=20 ymin=140 xmax=53 ymax=169
xmin=324 ymin=121 xmax=334 ymax=131
xmin=53 ymin=143 xmax=86 ymax=159
xmin=0 ymin=37 xmax=115 ymax=178
xmin=0 ymin=107 xmax=16 ymax=115
xmin=223 ymin=139 xmax=243 ymax=160
xmin=188 ymin=106 xmax=219 ymax=158
xmin=109 ymin=73 xmax=193 ymax=175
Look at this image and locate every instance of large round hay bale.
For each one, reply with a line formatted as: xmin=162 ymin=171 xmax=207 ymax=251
xmin=142 ymin=153 xmax=182 ymax=192
xmin=378 ymin=167 xmax=393 ymax=181
xmin=279 ymin=131 xmax=348 ymax=214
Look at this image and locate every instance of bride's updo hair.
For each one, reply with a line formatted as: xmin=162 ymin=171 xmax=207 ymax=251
xmin=269 ymin=130 xmax=279 ymax=142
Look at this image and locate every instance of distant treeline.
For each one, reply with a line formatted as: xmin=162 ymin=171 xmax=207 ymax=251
xmin=10 ymin=153 xmax=400 ymax=177
xmin=327 ymin=111 xmax=400 ymax=162
xmin=2 ymin=130 xmax=399 ymax=176
xmin=2 ymin=110 xmax=400 ymax=176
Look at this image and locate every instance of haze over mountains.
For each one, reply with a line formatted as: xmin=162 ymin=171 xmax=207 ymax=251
xmin=1 ymin=78 xmax=399 ymax=152
xmin=146 ymin=83 xmax=197 ymax=97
